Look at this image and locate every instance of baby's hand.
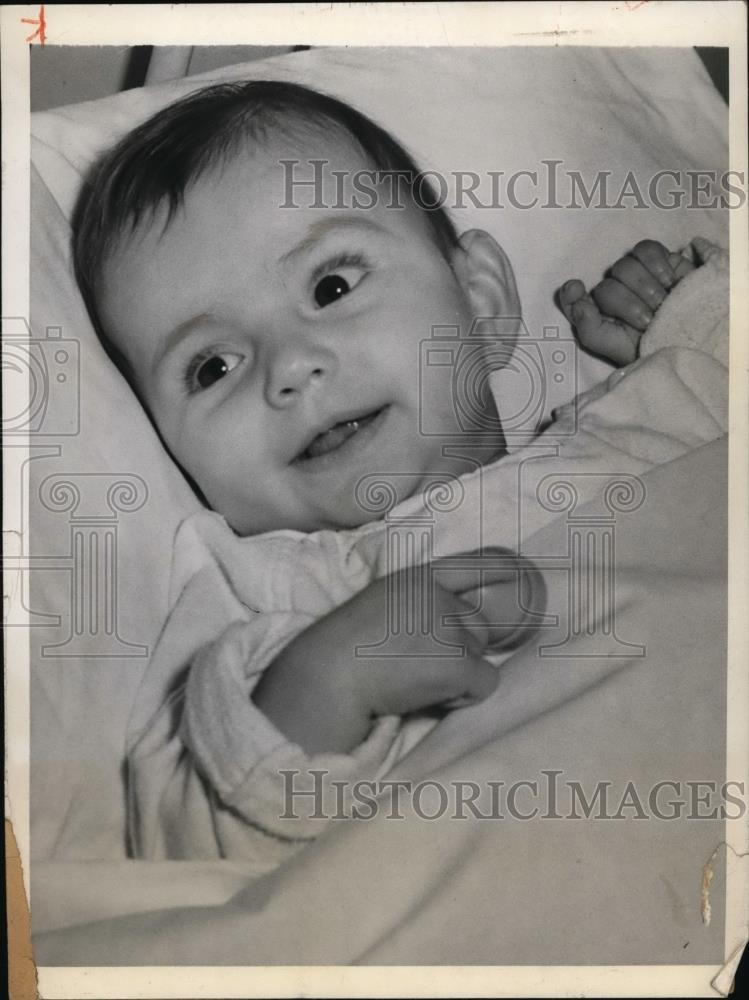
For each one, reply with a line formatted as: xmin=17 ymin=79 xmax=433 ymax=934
xmin=252 ymin=559 xmax=531 ymax=756
xmin=559 ymin=240 xmax=695 ymax=366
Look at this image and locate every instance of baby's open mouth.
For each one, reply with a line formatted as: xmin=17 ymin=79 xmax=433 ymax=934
xmin=293 ymin=406 xmax=386 ymax=463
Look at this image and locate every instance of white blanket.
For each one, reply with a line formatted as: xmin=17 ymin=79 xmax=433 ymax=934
xmin=33 ymin=436 xmax=730 ymax=965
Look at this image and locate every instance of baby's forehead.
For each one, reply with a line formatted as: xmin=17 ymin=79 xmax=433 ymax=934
xmin=104 ymin=117 xmax=435 ymax=304
xmin=175 ymin=129 xmax=423 ymax=242
xmin=224 ymin=120 xmax=377 ymax=188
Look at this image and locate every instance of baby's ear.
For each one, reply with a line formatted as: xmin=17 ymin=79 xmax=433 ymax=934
xmin=452 ymin=229 xmax=521 ymax=345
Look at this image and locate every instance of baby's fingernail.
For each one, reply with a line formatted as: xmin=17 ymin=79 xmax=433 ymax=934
xmin=659 ymin=269 xmax=675 ymax=289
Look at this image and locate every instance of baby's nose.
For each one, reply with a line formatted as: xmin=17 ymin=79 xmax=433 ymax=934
xmin=265 ymin=350 xmax=330 ymax=408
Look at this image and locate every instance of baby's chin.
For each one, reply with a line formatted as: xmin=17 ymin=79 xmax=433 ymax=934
xmin=233 ymin=501 xmax=401 ymax=537
xmin=231 ymin=471 xmax=499 ymax=538
xmin=216 ymin=486 xmax=412 ymax=537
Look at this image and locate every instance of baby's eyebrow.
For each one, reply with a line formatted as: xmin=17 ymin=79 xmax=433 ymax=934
xmin=279 ymin=217 xmax=387 ymax=263
xmin=151 ymin=313 xmax=215 ymax=374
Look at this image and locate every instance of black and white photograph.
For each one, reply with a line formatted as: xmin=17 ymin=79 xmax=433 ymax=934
xmin=3 ymin=3 xmax=748 ymax=997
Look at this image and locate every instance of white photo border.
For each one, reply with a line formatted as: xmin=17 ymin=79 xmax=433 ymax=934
xmin=3 ymin=3 xmax=747 ymax=997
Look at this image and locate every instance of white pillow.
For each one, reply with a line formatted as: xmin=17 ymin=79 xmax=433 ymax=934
xmin=27 ymin=46 xmax=728 ymax=858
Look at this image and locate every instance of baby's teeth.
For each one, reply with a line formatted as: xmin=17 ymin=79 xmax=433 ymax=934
xmin=306 ymin=419 xmax=360 ymax=459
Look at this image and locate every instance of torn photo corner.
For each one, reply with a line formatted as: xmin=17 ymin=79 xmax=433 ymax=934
xmin=3 ymin=2 xmax=748 ymax=998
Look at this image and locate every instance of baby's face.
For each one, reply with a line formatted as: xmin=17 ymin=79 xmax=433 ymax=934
xmin=100 ymin=133 xmax=504 ymax=534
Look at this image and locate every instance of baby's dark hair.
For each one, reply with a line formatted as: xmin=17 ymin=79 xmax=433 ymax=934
xmin=71 ymin=79 xmax=460 ymax=381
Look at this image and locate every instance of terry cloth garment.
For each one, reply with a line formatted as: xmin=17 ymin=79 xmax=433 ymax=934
xmin=125 ymin=239 xmax=729 ymax=867
xmin=641 ymin=237 xmax=729 ymax=367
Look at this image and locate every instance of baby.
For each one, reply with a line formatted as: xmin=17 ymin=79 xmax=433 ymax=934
xmin=72 ymin=80 xmax=726 ymax=865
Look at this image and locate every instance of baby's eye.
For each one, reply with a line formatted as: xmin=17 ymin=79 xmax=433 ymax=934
xmin=185 ymin=351 xmax=243 ymax=394
xmin=313 ymin=259 xmax=366 ymax=308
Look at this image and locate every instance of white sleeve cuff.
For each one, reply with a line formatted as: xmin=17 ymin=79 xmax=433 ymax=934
xmin=181 ymin=618 xmax=403 ymax=842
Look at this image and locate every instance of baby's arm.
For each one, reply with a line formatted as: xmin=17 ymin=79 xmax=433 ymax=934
xmin=559 ymin=239 xmax=695 ymax=365
xmin=252 ymin=559 xmax=530 ymax=755
xmin=253 ymin=554 xmax=546 ymax=756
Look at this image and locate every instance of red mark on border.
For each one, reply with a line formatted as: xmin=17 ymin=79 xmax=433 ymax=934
xmin=21 ymin=4 xmax=46 ymax=45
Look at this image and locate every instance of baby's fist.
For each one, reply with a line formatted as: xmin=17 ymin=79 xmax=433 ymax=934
xmin=559 ymin=240 xmax=694 ymax=366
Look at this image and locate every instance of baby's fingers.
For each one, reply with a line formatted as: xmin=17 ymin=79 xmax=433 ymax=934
xmin=608 ymin=255 xmax=667 ymax=310
xmin=630 ymin=239 xmax=677 ymax=288
xmin=561 ymin=280 xmax=640 ymax=366
xmin=430 ymin=547 xmax=525 ymax=599
xmin=667 ymin=251 xmax=696 ymax=282
xmin=559 ymin=279 xmax=601 ymax=341
xmin=592 ymin=278 xmax=653 ymax=333
xmin=428 ymin=652 xmax=500 ymax=710
xmin=629 ymin=239 xmax=694 ymax=285
xmin=558 ymin=278 xmax=587 ymax=327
